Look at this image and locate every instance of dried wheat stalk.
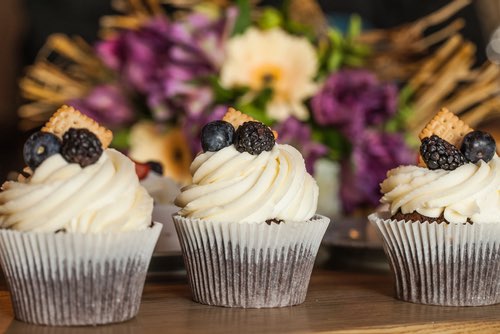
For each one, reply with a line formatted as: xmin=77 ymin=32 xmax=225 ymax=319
xmin=408 ymin=43 xmax=475 ymax=134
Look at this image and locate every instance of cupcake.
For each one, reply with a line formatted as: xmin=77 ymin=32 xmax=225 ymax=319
xmin=0 ymin=106 xmax=162 ymax=325
xmin=173 ymin=108 xmax=330 ymax=308
xmin=369 ymin=108 xmax=500 ymax=306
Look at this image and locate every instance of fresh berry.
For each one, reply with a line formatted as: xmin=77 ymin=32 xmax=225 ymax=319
xmin=134 ymin=162 xmax=150 ymax=180
xmin=234 ymin=121 xmax=275 ymax=155
xmin=420 ymin=135 xmax=466 ymax=170
xmin=201 ymin=120 xmax=235 ymax=152
xmin=147 ymin=160 xmax=163 ymax=175
xmin=460 ymin=130 xmax=496 ymax=163
xmin=23 ymin=131 xmax=62 ymax=170
xmin=61 ymin=128 xmax=103 ymax=167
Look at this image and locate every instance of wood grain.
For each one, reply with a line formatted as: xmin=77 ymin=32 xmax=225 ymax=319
xmin=2 ymin=270 xmax=500 ymax=333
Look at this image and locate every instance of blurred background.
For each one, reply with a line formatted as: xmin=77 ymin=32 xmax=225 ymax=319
xmin=0 ymin=0 xmax=498 ymax=178
xmin=0 ymin=0 xmax=499 ymax=236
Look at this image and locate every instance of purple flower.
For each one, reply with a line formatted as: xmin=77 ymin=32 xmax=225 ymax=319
xmin=274 ymin=117 xmax=328 ymax=173
xmin=311 ymin=69 xmax=398 ymax=141
xmin=340 ymin=130 xmax=415 ymax=213
xmin=68 ymin=84 xmax=135 ymax=128
xmin=95 ymin=9 xmax=236 ymax=122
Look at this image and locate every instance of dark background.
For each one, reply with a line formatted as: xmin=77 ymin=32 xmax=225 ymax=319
xmin=0 ymin=0 xmax=493 ymax=179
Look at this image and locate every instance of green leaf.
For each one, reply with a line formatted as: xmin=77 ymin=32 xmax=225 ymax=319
xmin=398 ymin=84 xmax=414 ymax=107
xmin=405 ymin=133 xmax=420 ymax=149
xmin=328 ymin=28 xmax=344 ymax=48
xmin=255 ymin=87 xmax=273 ymax=106
xmin=235 ymin=87 xmax=275 ymax=125
xmin=385 ymin=86 xmax=415 ymax=132
xmin=232 ymin=0 xmax=251 ymax=35
xmin=312 ymin=126 xmax=350 ymax=160
xmin=347 ymin=43 xmax=372 ymax=57
xmin=347 ymin=14 xmax=362 ymax=40
xmin=327 ymin=50 xmax=343 ymax=72
xmin=343 ymin=54 xmax=364 ymax=67
xmin=236 ymin=103 xmax=274 ymax=125
xmin=321 ymin=24 xmax=371 ymax=72
xmin=206 ymin=75 xmax=248 ymax=103
xmin=111 ymin=128 xmax=130 ymax=150
xmin=258 ymin=7 xmax=283 ymax=30
xmin=284 ymin=20 xmax=315 ymax=40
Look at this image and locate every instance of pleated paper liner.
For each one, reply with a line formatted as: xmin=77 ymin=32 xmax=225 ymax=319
xmin=173 ymin=214 xmax=330 ymax=308
xmin=0 ymin=223 xmax=162 ymax=326
xmin=369 ymin=213 xmax=500 ymax=306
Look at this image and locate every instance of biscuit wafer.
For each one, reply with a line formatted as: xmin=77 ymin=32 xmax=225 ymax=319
xmin=42 ymin=105 xmax=113 ymax=148
xmin=418 ymin=108 xmax=473 ymax=147
xmin=223 ymin=107 xmax=278 ymax=139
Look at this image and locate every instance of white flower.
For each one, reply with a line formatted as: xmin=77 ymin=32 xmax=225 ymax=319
xmin=220 ymin=27 xmax=318 ymax=121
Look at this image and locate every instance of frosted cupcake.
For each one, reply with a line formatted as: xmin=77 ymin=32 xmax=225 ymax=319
xmin=369 ymin=108 xmax=500 ymax=306
xmin=173 ymin=108 xmax=330 ymax=308
xmin=0 ymin=106 xmax=162 ymax=325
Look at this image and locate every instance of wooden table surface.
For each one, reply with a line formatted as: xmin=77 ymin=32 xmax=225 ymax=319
xmin=1 ymin=269 xmax=500 ymax=333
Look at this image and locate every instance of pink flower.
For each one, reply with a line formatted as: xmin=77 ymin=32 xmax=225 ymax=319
xmin=311 ymin=69 xmax=398 ymax=141
xmin=69 ymin=84 xmax=135 ymax=128
xmin=95 ymin=9 xmax=236 ymax=122
xmin=340 ymin=130 xmax=415 ymax=213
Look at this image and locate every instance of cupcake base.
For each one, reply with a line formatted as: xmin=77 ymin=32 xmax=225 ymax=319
xmin=369 ymin=213 xmax=500 ymax=306
xmin=173 ymin=215 xmax=330 ymax=308
xmin=0 ymin=223 xmax=162 ymax=326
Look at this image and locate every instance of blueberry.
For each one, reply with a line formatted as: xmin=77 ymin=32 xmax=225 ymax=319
xmin=460 ymin=130 xmax=496 ymax=163
xmin=23 ymin=131 xmax=62 ymax=170
xmin=201 ymin=121 xmax=235 ymax=152
xmin=147 ymin=160 xmax=163 ymax=175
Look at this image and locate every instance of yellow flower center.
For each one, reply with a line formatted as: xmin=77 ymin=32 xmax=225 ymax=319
xmin=250 ymin=64 xmax=283 ymax=90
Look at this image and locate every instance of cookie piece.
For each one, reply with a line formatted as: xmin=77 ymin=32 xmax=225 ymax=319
xmin=222 ymin=107 xmax=254 ymax=129
xmin=42 ymin=105 xmax=113 ymax=148
xmin=222 ymin=107 xmax=278 ymax=139
xmin=418 ymin=108 xmax=473 ymax=167
xmin=418 ymin=108 xmax=473 ymax=148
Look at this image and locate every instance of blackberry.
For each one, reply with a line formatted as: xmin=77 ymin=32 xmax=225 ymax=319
xmin=234 ymin=121 xmax=275 ymax=155
xmin=420 ymin=135 xmax=466 ymax=171
xmin=201 ymin=120 xmax=235 ymax=152
xmin=23 ymin=131 xmax=62 ymax=170
xmin=61 ymin=128 xmax=103 ymax=167
xmin=460 ymin=130 xmax=496 ymax=163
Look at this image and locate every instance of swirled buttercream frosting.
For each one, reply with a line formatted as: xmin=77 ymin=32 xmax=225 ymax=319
xmin=380 ymin=155 xmax=500 ymax=224
xmin=175 ymin=144 xmax=318 ymax=222
xmin=0 ymin=149 xmax=153 ymax=233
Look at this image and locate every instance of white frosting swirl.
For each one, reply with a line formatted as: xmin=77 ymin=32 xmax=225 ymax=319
xmin=0 ymin=149 xmax=153 ymax=233
xmin=381 ymin=155 xmax=500 ymax=224
xmin=175 ymin=144 xmax=318 ymax=222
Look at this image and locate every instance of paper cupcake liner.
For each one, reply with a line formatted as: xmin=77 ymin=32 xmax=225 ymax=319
xmin=369 ymin=213 xmax=500 ymax=306
xmin=0 ymin=223 xmax=162 ymax=326
xmin=173 ymin=215 xmax=330 ymax=308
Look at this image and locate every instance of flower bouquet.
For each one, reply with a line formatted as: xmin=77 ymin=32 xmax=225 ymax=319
xmin=19 ymin=0 xmax=499 ymax=220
